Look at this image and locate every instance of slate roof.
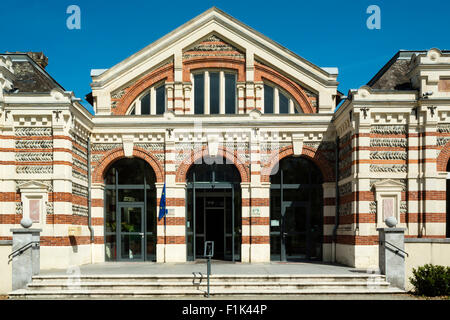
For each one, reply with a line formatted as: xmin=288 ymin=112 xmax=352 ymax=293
xmin=2 ymin=53 xmax=62 ymax=93
xmin=367 ymin=50 xmax=450 ymax=91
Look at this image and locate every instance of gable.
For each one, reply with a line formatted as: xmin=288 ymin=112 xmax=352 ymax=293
xmin=90 ymin=7 xmax=338 ymax=114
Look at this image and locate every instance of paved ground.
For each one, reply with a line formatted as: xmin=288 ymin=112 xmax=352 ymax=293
xmin=40 ymin=260 xmax=372 ymax=276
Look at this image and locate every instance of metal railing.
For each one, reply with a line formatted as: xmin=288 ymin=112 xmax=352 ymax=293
xmin=8 ymin=241 xmax=40 ymax=263
xmin=379 ymin=240 xmax=409 ymax=257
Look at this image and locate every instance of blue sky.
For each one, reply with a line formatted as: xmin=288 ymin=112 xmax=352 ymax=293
xmin=1 ymin=0 xmax=449 ymax=112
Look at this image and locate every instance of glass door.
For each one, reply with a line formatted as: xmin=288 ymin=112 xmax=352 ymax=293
xmin=118 ymin=204 xmax=145 ymax=261
xmin=281 ymin=201 xmax=308 ymax=261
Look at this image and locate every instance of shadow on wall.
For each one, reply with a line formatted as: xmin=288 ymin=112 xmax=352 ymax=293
xmin=405 ymin=240 xmax=450 ymax=291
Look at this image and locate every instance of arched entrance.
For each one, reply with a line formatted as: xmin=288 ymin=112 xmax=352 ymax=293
xmin=186 ymin=157 xmax=242 ymax=261
xmin=104 ymin=158 xmax=157 ymax=261
xmin=270 ymin=156 xmax=323 ymax=261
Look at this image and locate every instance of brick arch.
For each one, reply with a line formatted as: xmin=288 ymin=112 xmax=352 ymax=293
xmin=437 ymin=140 xmax=450 ymax=172
xmin=114 ymin=63 xmax=174 ymax=115
xmin=254 ymin=62 xmax=315 ymax=114
xmin=92 ymin=146 xmax=164 ymax=183
xmin=175 ymin=145 xmax=249 ymax=183
xmin=182 ymin=57 xmax=246 ymax=82
xmin=260 ymin=145 xmax=334 ymax=183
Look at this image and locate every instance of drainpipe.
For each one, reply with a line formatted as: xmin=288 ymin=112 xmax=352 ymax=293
xmin=332 ymin=136 xmax=340 ymax=262
xmin=87 ymin=137 xmax=94 ymax=243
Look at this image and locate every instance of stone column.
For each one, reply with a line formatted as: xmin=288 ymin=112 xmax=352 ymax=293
xmin=377 ymin=227 xmax=406 ymax=290
xmin=10 ymin=227 xmax=42 ymax=290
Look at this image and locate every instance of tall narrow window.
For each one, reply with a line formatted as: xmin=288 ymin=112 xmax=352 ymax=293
xmin=140 ymin=92 xmax=150 ymax=115
xmin=279 ymin=92 xmax=289 ymax=114
xmin=209 ymin=72 xmax=220 ymax=114
xmin=194 ymin=73 xmax=205 ymax=114
xmin=225 ymin=73 xmax=236 ymax=114
xmin=156 ymin=85 xmax=165 ymax=115
xmin=264 ymin=84 xmax=274 ymax=114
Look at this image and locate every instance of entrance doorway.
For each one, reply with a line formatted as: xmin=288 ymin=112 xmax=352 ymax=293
xmin=104 ymin=158 xmax=157 ymax=261
xmin=186 ymin=157 xmax=241 ymax=261
xmin=270 ymin=157 xmax=323 ymax=261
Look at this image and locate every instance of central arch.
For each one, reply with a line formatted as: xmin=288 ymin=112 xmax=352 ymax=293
xmin=185 ymin=156 xmax=242 ymax=261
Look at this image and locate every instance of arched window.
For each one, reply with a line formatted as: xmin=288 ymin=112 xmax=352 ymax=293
xmin=263 ymin=83 xmax=303 ymax=114
xmin=127 ymin=82 xmax=166 ymax=115
xmin=192 ymin=70 xmax=237 ymax=115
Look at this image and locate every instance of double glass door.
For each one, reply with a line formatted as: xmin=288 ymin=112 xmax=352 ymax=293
xmin=271 ymin=201 xmax=321 ymax=261
xmin=186 ymin=188 xmax=241 ymax=261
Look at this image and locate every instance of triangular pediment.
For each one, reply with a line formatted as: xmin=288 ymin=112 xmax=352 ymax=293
xmin=91 ymin=7 xmax=338 ymax=95
xmin=17 ymin=180 xmax=49 ymax=191
xmin=372 ymin=179 xmax=404 ymax=191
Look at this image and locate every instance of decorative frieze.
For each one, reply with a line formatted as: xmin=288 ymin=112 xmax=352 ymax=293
xmin=15 ymin=152 xmax=53 ymax=162
xmin=339 ymin=182 xmax=352 ymax=197
xmin=16 ymin=166 xmax=53 ymax=174
xmin=370 ymin=164 xmax=407 ymax=173
xmin=400 ymin=201 xmax=407 ymax=215
xmin=15 ymin=127 xmax=52 ymax=136
xmin=72 ymin=182 xmax=88 ymax=198
xmin=72 ymin=204 xmax=88 ymax=216
xmin=91 ymin=143 xmax=122 ymax=152
xmin=72 ymin=145 xmax=87 ymax=160
xmin=15 ymin=140 xmax=53 ymax=149
xmin=73 ymin=158 xmax=88 ymax=172
xmin=370 ymin=125 xmax=406 ymax=135
xmin=369 ymin=201 xmax=377 ymax=214
xmin=437 ymin=137 xmax=450 ymax=146
xmin=72 ymin=169 xmax=88 ymax=181
xmin=16 ymin=202 xmax=23 ymax=215
xmin=135 ymin=143 xmax=165 ymax=151
xmin=303 ymin=142 xmax=321 ymax=149
xmin=46 ymin=202 xmax=54 ymax=215
xmin=370 ymin=151 xmax=407 ymax=160
xmin=437 ymin=124 xmax=450 ymax=133
xmin=72 ymin=133 xmax=88 ymax=149
xmin=370 ymin=138 xmax=407 ymax=148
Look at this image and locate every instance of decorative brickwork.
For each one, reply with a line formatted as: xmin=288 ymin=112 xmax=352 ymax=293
xmin=92 ymin=147 xmax=164 ymax=183
xmin=175 ymin=145 xmax=249 ymax=183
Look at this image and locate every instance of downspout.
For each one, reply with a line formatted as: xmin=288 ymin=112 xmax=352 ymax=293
xmin=87 ymin=137 xmax=94 ymax=244
xmin=332 ymin=136 xmax=340 ymax=262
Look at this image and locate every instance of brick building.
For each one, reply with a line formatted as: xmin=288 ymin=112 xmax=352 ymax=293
xmin=1 ymin=8 xmax=449 ymax=270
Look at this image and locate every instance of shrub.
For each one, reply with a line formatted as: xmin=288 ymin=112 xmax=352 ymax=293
xmin=409 ymin=264 xmax=450 ymax=297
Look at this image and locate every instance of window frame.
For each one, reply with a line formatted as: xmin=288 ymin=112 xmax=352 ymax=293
xmin=126 ymin=81 xmax=166 ymax=115
xmin=262 ymin=81 xmax=304 ymax=115
xmin=191 ymin=69 xmax=237 ymax=115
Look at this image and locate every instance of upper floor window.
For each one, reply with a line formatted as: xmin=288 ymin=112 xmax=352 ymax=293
xmin=193 ymin=70 xmax=236 ymax=115
xmin=263 ymin=83 xmax=303 ymax=114
xmin=128 ymin=82 xmax=166 ymax=115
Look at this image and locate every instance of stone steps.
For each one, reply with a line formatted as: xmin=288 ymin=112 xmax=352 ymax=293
xmin=9 ymin=274 xmax=404 ymax=298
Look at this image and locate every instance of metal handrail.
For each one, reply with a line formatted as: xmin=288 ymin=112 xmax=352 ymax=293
xmin=379 ymin=240 xmax=409 ymax=257
xmin=8 ymin=241 xmax=40 ymax=261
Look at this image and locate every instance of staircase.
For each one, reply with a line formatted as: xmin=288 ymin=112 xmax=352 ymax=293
xmin=9 ymin=273 xmax=404 ymax=299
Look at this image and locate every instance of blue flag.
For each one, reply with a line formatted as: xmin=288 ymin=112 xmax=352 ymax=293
xmin=158 ymin=183 xmax=167 ymax=220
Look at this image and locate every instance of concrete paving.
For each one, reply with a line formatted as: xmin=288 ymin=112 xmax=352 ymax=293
xmin=40 ymin=260 xmax=372 ymax=276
